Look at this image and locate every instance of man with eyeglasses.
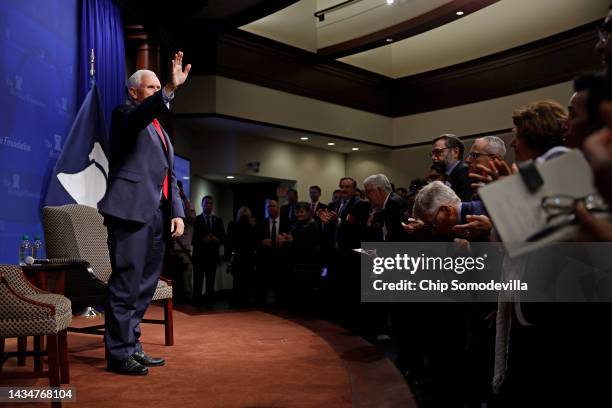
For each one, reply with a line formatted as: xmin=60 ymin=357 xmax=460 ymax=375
xmin=465 ymin=136 xmax=507 ymax=192
xmin=430 ymin=134 xmax=472 ymax=201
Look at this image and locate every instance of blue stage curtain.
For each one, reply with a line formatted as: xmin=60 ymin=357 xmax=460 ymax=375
xmin=78 ymin=0 xmax=125 ymax=129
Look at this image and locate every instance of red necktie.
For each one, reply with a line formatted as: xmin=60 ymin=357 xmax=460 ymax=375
xmin=152 ymin=119 xmax=169 ymax=199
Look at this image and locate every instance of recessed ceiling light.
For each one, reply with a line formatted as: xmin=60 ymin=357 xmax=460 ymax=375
xmin=300 ymin=137 xmax=309 ymax=141
xmin=352 ymin=147 xmax=359 ymax=151
xmin=182 ymin=176 xmax=190 ymax=180
xmin=386 ymin=38 xmax=393 ymax=43
xmin=456 ymin=11 xmax=464 ymax=16
xmin=226 ymin=176 xmax=235 ymax=179
xmin=386 ymin=0 xmax=395 ymax=5
xmin=328 ymin=142 xmax=335 ymax=146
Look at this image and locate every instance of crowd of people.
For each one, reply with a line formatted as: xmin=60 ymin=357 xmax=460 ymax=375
xmin=166 ymin=9 xmax=612 ymax=407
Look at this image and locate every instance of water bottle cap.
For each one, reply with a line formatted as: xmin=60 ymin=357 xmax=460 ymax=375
xmin=22 ymin=235 xmax=29 ymax=240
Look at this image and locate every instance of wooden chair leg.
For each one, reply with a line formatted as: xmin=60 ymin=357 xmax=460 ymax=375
xmin=58 ymin=330 xmax=69 ymax=384
xmin=164 ymin=298 xmax=174 ymax=346
xmin=33 ymin=336 xmax=42 ymax=372
xmin=0 ymin=337 xmax=4 ymax=373
xmin=47 ymin=334 xmax=60 ymax=388
xmin=17 ymin=336 xmax=26 ymax=366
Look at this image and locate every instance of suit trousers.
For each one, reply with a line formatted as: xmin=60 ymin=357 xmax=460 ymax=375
xmin=104 ymin=208 xmax=166 ymax=361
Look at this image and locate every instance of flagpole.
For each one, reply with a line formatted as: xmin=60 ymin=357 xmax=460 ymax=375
xmin=89 ymin=48 xmax=95 ymax=89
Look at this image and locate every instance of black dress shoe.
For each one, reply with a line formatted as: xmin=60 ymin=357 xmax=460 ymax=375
xmin=107 ymin=356 xmax=148 ymax=375
xmin=132 ymin=351 xmax=165 ymax=367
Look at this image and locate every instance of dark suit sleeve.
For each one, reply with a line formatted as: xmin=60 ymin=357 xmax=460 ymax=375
xmin=385 ymin=196 xmax=409 ymax=242
xmin=450 ymin=164 xmax=473 ymax=202
xmin=214 ymin=218 xmax=225 ymax=247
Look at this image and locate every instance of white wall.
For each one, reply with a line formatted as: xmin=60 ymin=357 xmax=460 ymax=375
xmin=174 ymin=125 xmax=347 ymax=203
xmin=393 ymin=81 xmax=573 ymax=145
xmin=173 ymin=75 xmax=392 ymax=145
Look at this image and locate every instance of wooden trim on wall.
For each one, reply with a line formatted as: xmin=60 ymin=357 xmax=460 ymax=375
xmin=210 ymin=30 xmax=393 ymax=116
xmin=391 ymin=21 xmax=601 ymax=116
xmin=183 ymin=21 xmax=600 ymax=118
xmin=175 ymin=112 xmax=512 ymax=151
xmin=318 ymin=0 xmax=501 ymax=59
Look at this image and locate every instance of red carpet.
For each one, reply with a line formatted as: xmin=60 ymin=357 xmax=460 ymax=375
xmin=1 ymin=305 xmax=415 ymax=407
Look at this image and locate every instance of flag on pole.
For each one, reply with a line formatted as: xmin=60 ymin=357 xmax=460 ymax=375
xmin=44 ymin=83 xmax=109 ymax=208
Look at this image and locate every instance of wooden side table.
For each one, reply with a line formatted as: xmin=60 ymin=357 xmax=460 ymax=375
xmin=21 ymin=263 xmax=68 ymax=294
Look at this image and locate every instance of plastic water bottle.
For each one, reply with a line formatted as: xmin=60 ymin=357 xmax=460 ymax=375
xmin=19 ymin=235 xmax=31 ymax=266
xmin=32 ymin=235 xmax=43 ymax=259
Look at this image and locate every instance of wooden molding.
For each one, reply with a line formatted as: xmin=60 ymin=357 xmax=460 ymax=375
xmin=318 ymin=0 xmax=501 ymax=59
xmin=391 ymin=21 xmax=601 ymax=116
xmin=171 ymin=20 xmax=602 ymax=118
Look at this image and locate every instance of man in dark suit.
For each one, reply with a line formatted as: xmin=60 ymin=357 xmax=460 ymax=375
xmin=256 ymin=198 xmax=290 ymax=306
xmin=363 ymin=174 xmax=409 ymax=242
xmin=280 ymin=188 xmax=298 ymax=226
xmin=98 ymin=52 xmax=190 ymax=375
xmin=320 ymin=177 xmax=371 ymax=250
xmin=192 ymin=195 xmax=225 ymax=309
xmin=319 ymin=177 xmax=371 ymax=328
xmin=412 ymin=181 xmax=488 ymax=240
xmin=431 ymin=134 xmax=472 ymax=201
xmin=308 ymin=185 xmax=327 ymax=221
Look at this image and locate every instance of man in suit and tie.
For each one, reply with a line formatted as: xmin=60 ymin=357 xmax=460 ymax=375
xmin=98 ymin=52 xmax=190 ymax=375
xmin=363 ymin=174 xmax=409 ymax=242
xmin=320 ymin=177 xmax=371 ymax=250
xmin=308 ymin=185 xmax=327 ymax=220
xmin=256 ymin=198 xmax=290 ymax=306
xmin=192 ymin=195 xmax=225 ymax=309
xmin=431 ymin=134 xmax=473 ymax=201
xmin=319 ymin=177 xmax=370 ymax=328
xmin=280 ymin=189 xmax=298 ymax=226
xmin=412 ymin=181 xmax=489 ymax=240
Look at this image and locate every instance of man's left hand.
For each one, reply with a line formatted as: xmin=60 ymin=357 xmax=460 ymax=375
xmin=171 ymin=217 xmax=185 ymax=239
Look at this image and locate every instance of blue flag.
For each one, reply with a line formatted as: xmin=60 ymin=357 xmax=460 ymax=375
xmin=44 ymin=84 xmax=109 ymax=208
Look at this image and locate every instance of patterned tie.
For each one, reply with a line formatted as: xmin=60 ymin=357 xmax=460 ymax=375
xmin=152 ymin=119 xmax=169 ymax=199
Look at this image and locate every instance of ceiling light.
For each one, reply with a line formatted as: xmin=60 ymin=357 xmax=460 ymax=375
xmin=352 ymin=147 xmax=359 ymax=151
xmin=226 ymin=176 xmax=235 ymax=179
xmin=387 ymin=0 xmax=395 ymax=4
xmin=386 ymin=38 xmax=393 ymax=43
xmin=456 ymin=11 xmax=464 ymax=16
xmin=328 ymin=142 xmax=335 ymax=146
xmin=300 ymin=137 xmax=309 ymax=141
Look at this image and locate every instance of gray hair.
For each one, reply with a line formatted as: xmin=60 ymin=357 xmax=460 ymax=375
xmin=478 ymin=135 xmax=507 ymax=157
xmin=363 ymin=174 xmax=392 ymax=192
xmin=126 ymin=69 xmax=156 ymax=104
xmin=236 ymin=206 xmax=252 ymax=221
xmin=413 ymin=181 xmax=460 ymax=220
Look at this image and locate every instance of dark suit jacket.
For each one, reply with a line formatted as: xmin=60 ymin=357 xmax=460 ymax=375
xmin=310 ymin=201 xmax=327 ymax=221
xmin=459 ymin=201 xmax=487 ymax=224
xmin=371 ymin=192 xmax=409 ymax=242
xmin=449 ymin=162 xmax=473 ymax=202
xmin=280 ymin=203 xmax=297 ymax=226
xmin=192 ymin=213 xmax=225 ymax=264
xmin=256 ymin=217 xmax=290 ymax=267
xmin=326 ymin=196 xmax=371 ymax=250
xmin=99 ymin=90 xmax=184 ymax=223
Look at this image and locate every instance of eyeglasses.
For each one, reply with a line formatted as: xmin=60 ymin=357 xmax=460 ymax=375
xmin=430 ymin=147 xmax=450 ymax=157
xmin=467 ymin=152 xmax=496 ymax=160
xmin=527 ymin=193 xmax=610 ymax=242
xmin=541 ymin=193 xmax=609 ymax=222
